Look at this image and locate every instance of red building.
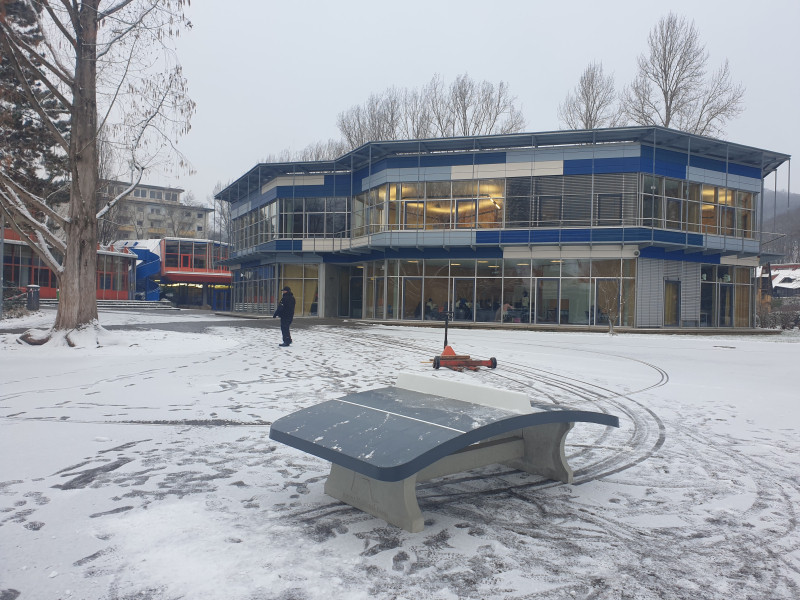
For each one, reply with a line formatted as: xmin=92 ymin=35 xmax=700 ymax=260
xmin=2 ymin=229 xmax=136 ymax=300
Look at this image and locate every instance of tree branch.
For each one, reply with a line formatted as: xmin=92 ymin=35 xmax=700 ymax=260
xmin=41 ymin=1 xmax=78 ymax=48
xmin=0 ymin=170 xmax=68 ymax=230
xmin=96 ymin=164 xmax=143 ymax=219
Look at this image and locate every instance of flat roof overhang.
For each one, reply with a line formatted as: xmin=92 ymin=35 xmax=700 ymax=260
xmin=216 ymin=126 xmax=791 ymax=205
xmin=161 ymin=271 xmax=232 ymax=284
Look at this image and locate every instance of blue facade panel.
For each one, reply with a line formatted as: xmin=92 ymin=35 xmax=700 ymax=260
xmin=563 ymin=157 xmax=641 ymax=175
xmin=475 ymin=152 xmax=507 ymax=165
xmin=639 ymin=146 xmax=687 ymax=179
xmin=274 ymin=240 xmax=303 ymax=251
xmin=727 ymin=163 xmax=761 ymax=179
xmin=530 ymin=230 xmax=562 ymax=243
xmin=689 ymin=155 xmax=760 ymax=179
xmin=498 ymin=230 xmax=531 ymax=244
xmin=559 ymin=229 xmax=592 ymax=242
xmin=623 ymin=228 xmax=654 ymax=242
xmin=476 ymin=231 xmax=501 ymax=244
xmin=589 ymin=229 xmax=625 ymax=242
xmin=653 ymin=230 xmax=688 ymax=245
xmin=639 ymin=246 xmax=720 ymax=264
xmin=322 ymin=246 xmax=503 ymax=264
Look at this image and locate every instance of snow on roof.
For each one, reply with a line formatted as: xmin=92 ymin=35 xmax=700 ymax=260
xmin=769 ymin=264 xmax=800 ymax=291
xmin=115 ymin=239 xmax=163 ymax=254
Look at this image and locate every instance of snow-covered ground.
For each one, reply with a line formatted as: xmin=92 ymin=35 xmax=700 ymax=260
xmin=1 ymin=308 xmax=799 ymax=599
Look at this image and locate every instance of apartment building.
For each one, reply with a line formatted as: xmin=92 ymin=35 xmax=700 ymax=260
xmin=102 ymin=181 xmax=212 ymax=241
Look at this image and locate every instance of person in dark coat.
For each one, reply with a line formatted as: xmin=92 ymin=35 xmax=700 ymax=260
xmin=273 ymin=286 xmax=296 ymax=346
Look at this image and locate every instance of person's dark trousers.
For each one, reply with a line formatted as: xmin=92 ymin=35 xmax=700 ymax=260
xmin=280 ymin=318 xmax=293 ymax=345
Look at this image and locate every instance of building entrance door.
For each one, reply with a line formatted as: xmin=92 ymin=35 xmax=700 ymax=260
xmin=664 ymin=280 xmax=680 ymax=327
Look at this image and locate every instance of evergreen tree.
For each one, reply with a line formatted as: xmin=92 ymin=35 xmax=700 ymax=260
xmin=0 ymin=0 xmax=69 ymax=204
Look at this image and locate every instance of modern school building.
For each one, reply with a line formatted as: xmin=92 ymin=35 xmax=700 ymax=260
xmin=215 ymin=126 xmax=789 ymax=329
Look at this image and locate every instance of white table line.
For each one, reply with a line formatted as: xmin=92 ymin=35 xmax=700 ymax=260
xmin=335 ymin=398 xmax=467 ymax=434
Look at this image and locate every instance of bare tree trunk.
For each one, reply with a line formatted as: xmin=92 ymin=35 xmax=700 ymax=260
xmin=54 ymin=1 xmax=99 ymax=331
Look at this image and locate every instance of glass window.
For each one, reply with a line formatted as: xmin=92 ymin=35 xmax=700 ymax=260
xmin=475 ymin=259 xmax=502 ymax=277
xmin=643 ymin=195 xmax=662 ymax=228
xmin=537 ymin=259 xmax=561 ymax=277
xmin=425 ymin=200 xmax=451 ymax=229
xmin=621 ymin=278 xmax=636 ymax=326
xmin=666 ymin=197 xmax=682 ymax=229
xmin=456 ymin=200 xmax=477 ymax=228
xmin=642 ymin=175 xmax=663 ymax=196
xmin=475 ymin=279 xmax=502 ymax=322
xmin=503 ymin=259 xmax=531 ymax=278
xmin=477 ymin=197 xmax=502 ymax=228
xmin=502 ymin=276 xmax=531 ymax=322
xmin=283 ymin=264 xmax=303 ymax=278
xmin=453 ymin=180 xmax=477 ymax=198
xmin=592 ymin=259 xmax=621 ymax=278
xmin=304 ymin=198 xmax=324 ymax=212
xmin=561 ymin=259 xmax=590 ymax=277
xmin=424 ymin=259 xmax=449 ymax=278
xmin=536 ymin=279 xmax=560 ymax=323
xmin=425 ymin=181 xmax=450 ymax=200
xmin=401 ymin=183 xmax=422 ymax=200
xmin=561 ymin=278 xmax=591 ymax=324
xmin=480 ymin=179 xmax=503 ymax=199
xmin=449 ymin=260 xmax=475 ymax=277
xmin=664 ymin=178 xmax=681 ymax=199
xmin=399 ymin=260 xmax=422 ymax=277
xmin=622 ymin=258 xmax=636 ymax=278
xmin=701 ymin=202 xmax=717 ymax=234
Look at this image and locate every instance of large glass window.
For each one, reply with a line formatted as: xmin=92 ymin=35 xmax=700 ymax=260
xmin=701 ymin=186 xmax=718 ymax=234
xmin=426 ymin=200 xmax=451 ymax=229
xmin=686 ymin=183 xmax=701 ymax=233
xmin=536 ymin=279 xmax=561 ymax=323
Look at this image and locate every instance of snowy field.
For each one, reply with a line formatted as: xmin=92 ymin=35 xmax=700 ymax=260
xmin=1 ymin=308 xmax=799 ymax=600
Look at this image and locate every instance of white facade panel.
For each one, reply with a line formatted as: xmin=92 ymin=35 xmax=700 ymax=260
xmin=261 ymin=175 xmax=325 ymax=195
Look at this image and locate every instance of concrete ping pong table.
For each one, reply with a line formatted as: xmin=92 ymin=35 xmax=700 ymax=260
xmin=269 ymin=373 xmax=619 ymax=532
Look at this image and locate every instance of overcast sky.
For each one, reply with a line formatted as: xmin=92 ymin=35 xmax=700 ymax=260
xmin=161 ymin=0 xmax=799 ymax=205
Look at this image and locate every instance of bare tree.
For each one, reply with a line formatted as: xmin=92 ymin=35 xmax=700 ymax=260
xmin=208 ymin=181 xmax=230 ymax=243
xmin=620 ymin=12 xmax=744 ymax=137
xmin=163 ymin=203 xmax=196 ymax=237
xmin=596 ymin=279 xmax=623 ymax=335
xmin=96 ymin=134 xmax=123 ymax=244
xmin=434 ymin=74 xmax=525 ymax=138
xmin=337 ymin=73 xmax=525 ymax=150
xmin=0 ymin=1 xmax=194 ymax=344
xmin=558 ymin=62 xmax=623 ymax=130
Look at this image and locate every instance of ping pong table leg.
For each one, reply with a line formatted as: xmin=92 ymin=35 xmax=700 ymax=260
xmin=505 ymin=422 xmax=575 ymax=484
xmin=324 ymin=464 xmax=425 ymax=533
